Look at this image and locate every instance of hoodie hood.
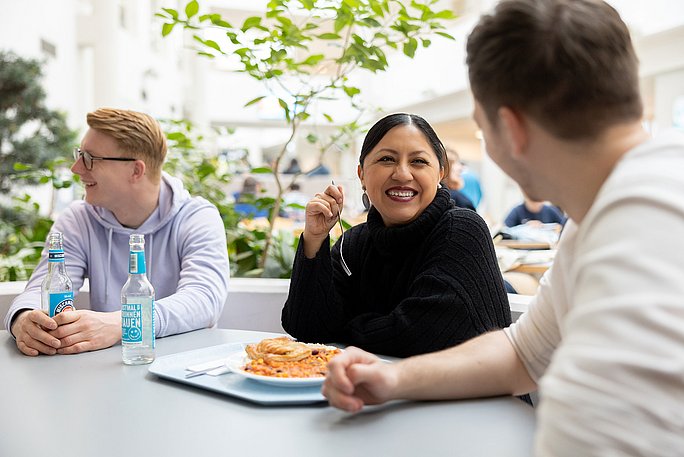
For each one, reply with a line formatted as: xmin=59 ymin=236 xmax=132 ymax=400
xmin=83 ymin=172 xmax=192 ymax=304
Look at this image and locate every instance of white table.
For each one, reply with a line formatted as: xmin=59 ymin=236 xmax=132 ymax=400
xmin=0 ymin=328 xmax=536 ymax=457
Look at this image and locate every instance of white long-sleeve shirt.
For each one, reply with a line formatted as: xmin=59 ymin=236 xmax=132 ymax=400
xmin=505 ymin=131 xmax=684 ymax=456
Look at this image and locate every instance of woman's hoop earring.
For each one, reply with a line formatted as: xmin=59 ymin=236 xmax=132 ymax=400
xmin=362 ymin=190 xmax=371 ymax=210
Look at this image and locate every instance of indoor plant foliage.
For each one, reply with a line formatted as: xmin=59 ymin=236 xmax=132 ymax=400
xmin=157 ymin=0 xmax=456 ymax=271
xmin=0 ymin=51 xmax=77 ymax=281
xmin=162 ymin=120 xmax=297 ymax=278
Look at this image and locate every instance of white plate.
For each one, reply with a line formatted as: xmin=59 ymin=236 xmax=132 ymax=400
xmin=224 ymin=347 xmax=334 ymax=388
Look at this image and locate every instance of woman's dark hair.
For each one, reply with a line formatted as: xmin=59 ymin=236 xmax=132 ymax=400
xmin=359 ymin=113 xmax=449 ymax=174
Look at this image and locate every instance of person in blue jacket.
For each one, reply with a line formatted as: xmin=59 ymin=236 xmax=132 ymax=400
xmin=504 ymin=194 xmax=566 ymax=227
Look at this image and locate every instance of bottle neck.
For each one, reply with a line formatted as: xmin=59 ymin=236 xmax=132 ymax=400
xmin=47 ymin=249 xmax=67 ymax=274
xmin=128 ymin=249 xmax=147 ymax=275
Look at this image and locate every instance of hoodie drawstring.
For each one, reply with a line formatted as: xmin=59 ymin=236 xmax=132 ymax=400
xmin=105 ymin=228 xmax=113 ymax=305
xmin=148 ymin=234 xmax=153 ymax=282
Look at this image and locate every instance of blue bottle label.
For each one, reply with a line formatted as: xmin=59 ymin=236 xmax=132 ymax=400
xmin=128 ymin=251 xmax=146 ymax=274
xmin=122 ymin=303 xmax=143 ymax=343
xmin=48 ymin=249 xmax=65 ymax=262
xmin=49 ymin=291 xmax=74 ymax=317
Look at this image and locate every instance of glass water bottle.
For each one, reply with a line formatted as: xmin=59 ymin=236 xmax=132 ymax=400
xmin=41 ymin=232 xmax=74 ymax=317
xmin=121 ymin=234 xmax=155 ymax=365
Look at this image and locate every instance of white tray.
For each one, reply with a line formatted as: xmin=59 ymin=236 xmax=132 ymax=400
xmin=148 ymin=342 xmax=327 ymax=405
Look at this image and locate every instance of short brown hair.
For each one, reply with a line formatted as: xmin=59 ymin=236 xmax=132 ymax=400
xmin=466 ymin=0 xmax=643 ymax=140
xmin=86 ymin=108 xmax=167 ymax=181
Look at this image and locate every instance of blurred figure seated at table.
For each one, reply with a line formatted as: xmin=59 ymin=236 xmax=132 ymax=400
xmin=461 ymin=166 xmax=483 ymax=209
xmin=306 ymin=163 xmax=331 ymax=176
xmin=234 ymin=176 xmax=268 ymax=218
xmin=281 ymin=113 xmax=512 ymax=358
xmin=504 ymin=193 xmax=566 ymax=227
xmin=5 ymin=108 xmax=229 ymax=356
xmin=442 ymin=146 xmax=476 ymax=211
xmin=283 ymin=158 xmax=301 ymax=174
xmin=282 ymin=182 xmax=308 ymax=221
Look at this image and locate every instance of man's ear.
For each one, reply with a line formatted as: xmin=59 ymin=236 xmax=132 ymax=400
xmin=498 ymin=107 xmax=528 ymax=159
xmin=131 ymin=159 xmax=146 ymax=181
xmin=357 ymin=164 xmax=364 ymax=187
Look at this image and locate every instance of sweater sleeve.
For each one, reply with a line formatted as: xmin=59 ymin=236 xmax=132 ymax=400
xmin=341 ymin=212 xmax=511 ymax=357
xmin=281 ymin=234 xmax=355 ymax=343
xmin=154 ymin=203 xmax=230 ymax=337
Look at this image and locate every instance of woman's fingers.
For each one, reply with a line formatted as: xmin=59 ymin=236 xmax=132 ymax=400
xmin=308 ymin=197 xmax=335 ymax=219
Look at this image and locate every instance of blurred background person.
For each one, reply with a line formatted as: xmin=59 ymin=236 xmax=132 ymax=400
xmin=282 ymin=182 xmax=308 ymax=221
xmin=504 ymin=193 xmax=566 ymax=227
xmin=234 ymin=176 xmax=268 ymax=218
xmin=283 ymin=158 xmax=301 ymax=174
xmin=443 ymin=147 xmax=476 ymax=210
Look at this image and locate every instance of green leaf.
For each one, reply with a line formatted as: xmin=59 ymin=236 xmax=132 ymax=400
xmin=301 ymin=54 xmax=325 ymax=66
xmin=213 ymin=18 xmax=232 ymax=28
xmin=334 ymin=14 xmax=351 ymax=33
xmin=306 ymin=133 xmax=318 ymax=143
xmin=300 ymin=0 xmax=315 ymax=10
xmin=403 ymin=37 xmax=418 ymax=58
xmin=167 ymin=132 xmax=186 ymax=141
xmin=12 ymin=163 xmax=31 ymax=171
xmin=317 ymin=32 xmax=341 ymax=40
xmin=244 ymin=96 xmax=266 ymax=107
xmin=278 ymin=98 xmax=291 ymax=121
xmin=161 ymin=8 xmax=179 ymax=19
xmin=251 ymin=167 xmax=273 ymax=174
xmin=161 ymin=23 xmax=175 ymax=37
xmin=421 ymin=38 xmax=431 ymax=48
xmin=435 ymin=31 xmax=455 ymax=40
xmin=185 ymin=0 xmax=199 ymax=19
xmin=370 ymin=1 xmax=384 ymax=17
xmin=276 ymin=16 xmax=293 ymax=27
xmin=242 ymin=16 xmax=262 ymax=31
xmin=360 ymin=17 xmax=382 ymax=28
xmin=433 ymin=10 xmax=457 ymax=20
xmin=343 ymin=86 xmax=361 ymax=97
xmin=323 ymin=113 xmax=334 ymax=123
xmin=203 ymin=39 xmax=222 ymax=53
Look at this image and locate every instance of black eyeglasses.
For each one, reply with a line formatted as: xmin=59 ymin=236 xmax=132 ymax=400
xmin=73 ymin=147 xmax=136 ymax=171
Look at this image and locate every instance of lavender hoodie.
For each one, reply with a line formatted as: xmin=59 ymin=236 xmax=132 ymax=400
xmin=5 ymin=173 xmax=230 ymax=337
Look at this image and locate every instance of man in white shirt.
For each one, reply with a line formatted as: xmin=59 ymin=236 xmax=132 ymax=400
xmin=322 ymin=1 xmax=684 ymax=455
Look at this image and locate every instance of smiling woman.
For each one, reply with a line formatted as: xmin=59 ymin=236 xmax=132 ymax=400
xmin=281 ymin=113 xmax=512 ymax=358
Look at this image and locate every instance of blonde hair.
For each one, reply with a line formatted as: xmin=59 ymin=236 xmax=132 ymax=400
xmin=86 ymin=108 xmax=167 ymax=181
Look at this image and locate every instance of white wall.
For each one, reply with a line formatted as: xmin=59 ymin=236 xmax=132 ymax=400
xmin=1 ymin=278 xmax=530 ymax=335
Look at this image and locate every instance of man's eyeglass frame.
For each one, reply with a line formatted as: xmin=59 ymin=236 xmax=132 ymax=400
xmin=73 ymin=147 xmax=136 ymax=170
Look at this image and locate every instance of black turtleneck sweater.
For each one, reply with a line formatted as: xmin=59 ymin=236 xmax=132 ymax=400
xmin=281 ymin=187 xmax=511 ymax=358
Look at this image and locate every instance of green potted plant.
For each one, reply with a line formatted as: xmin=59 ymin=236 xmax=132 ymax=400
xmin=157 ymin=0 xmax=456 ymax=273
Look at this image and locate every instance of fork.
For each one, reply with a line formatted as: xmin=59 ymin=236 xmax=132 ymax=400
xmin=331 ymin=180 xmax=352 ymax=276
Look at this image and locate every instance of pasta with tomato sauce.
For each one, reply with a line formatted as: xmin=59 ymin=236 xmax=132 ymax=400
xmin=243 ymin=337 xmax=341 ymax=378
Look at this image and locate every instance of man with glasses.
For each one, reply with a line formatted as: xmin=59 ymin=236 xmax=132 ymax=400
xmin=323 ymin=0 xmax=684 ymax=455
xmin=5 ymin=108 xmax=230 ymax=355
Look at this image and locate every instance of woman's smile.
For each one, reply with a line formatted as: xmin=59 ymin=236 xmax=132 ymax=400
xmin=385 ymin=186 xmax=418 ymax=202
